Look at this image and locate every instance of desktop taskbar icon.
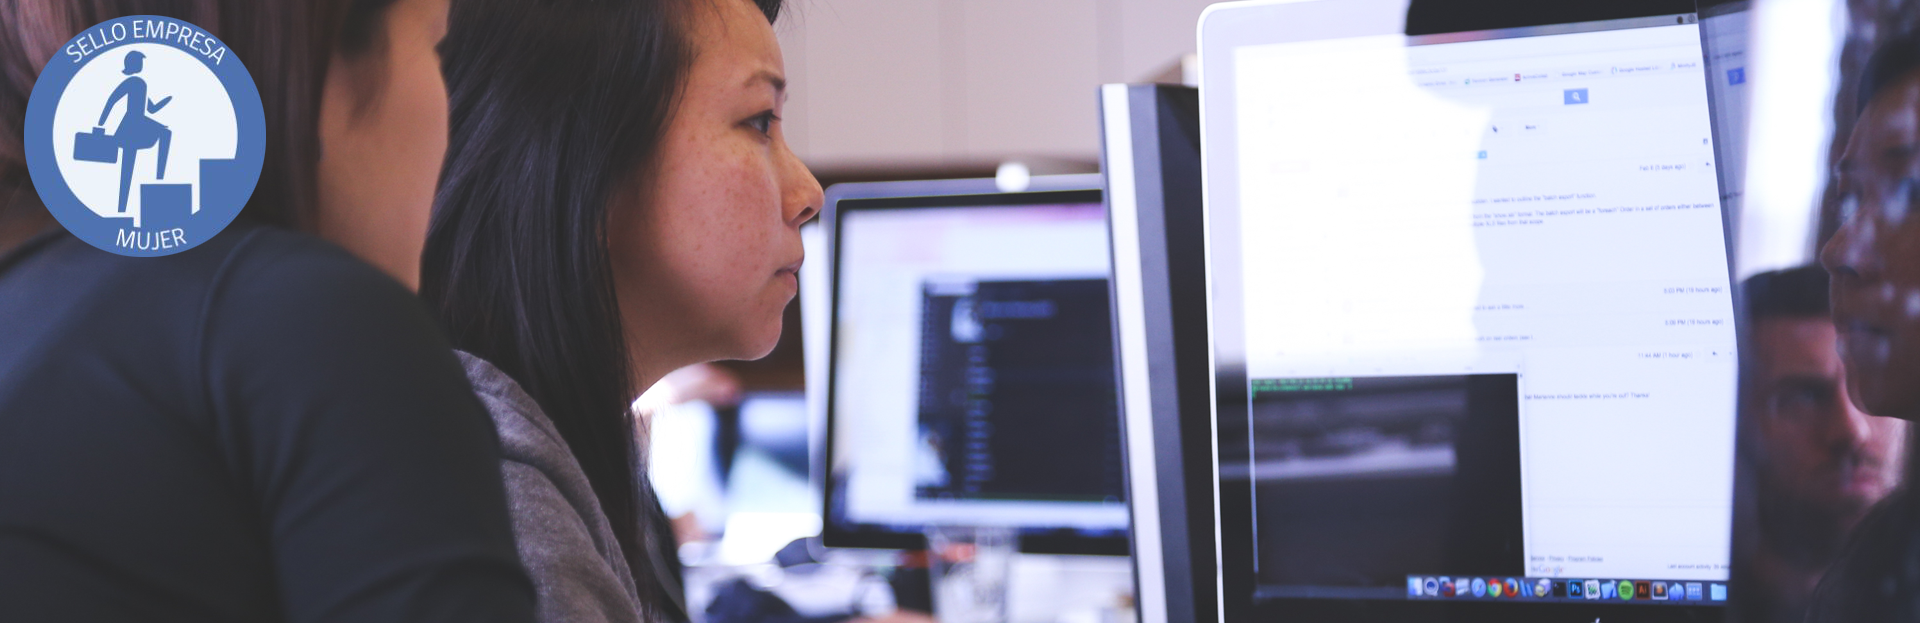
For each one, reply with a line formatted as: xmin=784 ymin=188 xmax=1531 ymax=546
xmin=1404 ymin=576 xmax=1728 ymax=603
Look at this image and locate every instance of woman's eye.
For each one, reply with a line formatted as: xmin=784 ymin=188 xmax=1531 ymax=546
xmin=746 ymin=111 xmax=777 ymax=136
xmin=1897 ymin=177 xmax=1920 ymax=223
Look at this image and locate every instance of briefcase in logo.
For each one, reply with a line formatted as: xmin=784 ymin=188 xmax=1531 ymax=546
xmin=72 ymin=127 xmax=116 ymax=164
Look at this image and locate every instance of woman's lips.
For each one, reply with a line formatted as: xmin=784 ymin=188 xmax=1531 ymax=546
xmin=1837 ymin=319 xmax=1892 ymax=364
xmin=775 ymin=260 xmax=801 ymax=291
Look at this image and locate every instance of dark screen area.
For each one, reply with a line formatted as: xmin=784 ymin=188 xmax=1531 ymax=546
xmin=1404 ymin=0 xmax=1694 ymax=35
xmin=1235 ymin=374 xmax=1525 ymax=594
xmin=915 ymin=279 xmax=1125 ymax=503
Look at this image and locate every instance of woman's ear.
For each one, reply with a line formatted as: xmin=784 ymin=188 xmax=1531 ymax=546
xmin=318 ymin=44 xmax=390 ymax=132
xmin=312 ymin=0 xmax=450 ymax=290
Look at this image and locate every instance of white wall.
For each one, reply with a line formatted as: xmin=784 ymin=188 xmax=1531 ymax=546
xmin=776 ymin=0 xmax=1222 ymax=175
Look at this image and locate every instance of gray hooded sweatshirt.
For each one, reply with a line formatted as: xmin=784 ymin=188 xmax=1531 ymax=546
xmin=458 ymin=351 xmax=645 ymax=623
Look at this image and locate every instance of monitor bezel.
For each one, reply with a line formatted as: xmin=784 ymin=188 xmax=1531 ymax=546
xmin=1101 ymin=83 xmax=1218 ymax=623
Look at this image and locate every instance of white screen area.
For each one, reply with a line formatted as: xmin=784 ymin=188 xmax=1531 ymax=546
xmin=1232 ymin=23 xmax=1736 ymax=580
xmin=831 ymin=203 xmax=1128 ymax=529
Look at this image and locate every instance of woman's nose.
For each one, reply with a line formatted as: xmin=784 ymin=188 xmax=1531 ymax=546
xmin=1823 ymin=193 xmax=1886 ymax=284
xmin=780 ymin=142 xmax=822 ymax=227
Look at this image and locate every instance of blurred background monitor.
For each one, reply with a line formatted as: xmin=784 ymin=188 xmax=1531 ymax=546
xmin=818 ymin=175 xmax=1130 ymax=556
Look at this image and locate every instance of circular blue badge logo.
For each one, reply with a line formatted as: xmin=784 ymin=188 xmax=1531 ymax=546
xmin=24 ymin=16 xmax=264 ymax=257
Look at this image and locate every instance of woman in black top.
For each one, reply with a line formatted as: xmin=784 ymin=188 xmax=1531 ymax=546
xmin=423 ymin=0 xmax=820 ymax=620
xmin=0 ymin=1 xmax=536 ymax=622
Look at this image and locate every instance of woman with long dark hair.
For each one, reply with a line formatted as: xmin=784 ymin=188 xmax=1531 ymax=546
xmin=423 ymin=0 xmax=819 ymax=620
xmin=0 ymin=1 xmax=535 ymax=621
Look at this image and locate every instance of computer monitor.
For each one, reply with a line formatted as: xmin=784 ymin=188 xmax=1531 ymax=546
xmin=1195 ymin=0 xmax=1739 ymax=619
xmin=1098 ymin=84 xmax=1214 ymax=623
xmin=818 ymin=175 xmax=1129 ymax=556
xmin=802 ymin=220 xmax=830 ymax=521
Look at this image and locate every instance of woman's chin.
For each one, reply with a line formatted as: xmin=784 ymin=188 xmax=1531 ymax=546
xmin=728 ymin=323 xmax=785 ymax=361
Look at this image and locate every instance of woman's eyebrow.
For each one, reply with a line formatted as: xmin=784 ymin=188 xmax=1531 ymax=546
xmin=745 ymin=69 xmax=786 ymax=95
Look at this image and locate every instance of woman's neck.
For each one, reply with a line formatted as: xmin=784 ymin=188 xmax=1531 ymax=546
xmin=627 ymin=349 xmax=689 ymax=406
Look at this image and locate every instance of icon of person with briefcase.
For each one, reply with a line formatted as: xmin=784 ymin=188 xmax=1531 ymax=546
xmin=72 ymin=50 xmax=173 ymax=214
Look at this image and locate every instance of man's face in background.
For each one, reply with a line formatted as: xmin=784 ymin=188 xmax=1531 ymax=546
xmin=1750 ymin=315 xmax=1906 ymax=535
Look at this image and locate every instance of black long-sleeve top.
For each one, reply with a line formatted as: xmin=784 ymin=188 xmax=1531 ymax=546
xmin=0 ymin=224 xmax=536 ymax=623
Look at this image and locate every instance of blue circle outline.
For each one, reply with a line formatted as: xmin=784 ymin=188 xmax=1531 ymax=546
xmin=24 ymin=15 xmax=265 ymax=257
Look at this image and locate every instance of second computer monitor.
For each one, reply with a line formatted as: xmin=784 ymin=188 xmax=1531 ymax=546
xmin=819 ymin=175 xmax=1128 ymax=555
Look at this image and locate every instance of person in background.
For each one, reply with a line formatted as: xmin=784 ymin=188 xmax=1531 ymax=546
xmin=422 ymin=0 xmax=819 ymax=620
xmin=0 ymin=0 xmax=535 ymax=621
xmin=1807 ymin=30 xmax=1920 ymax=622
xmin=1735 ymin=266 xmax=1906 ymax=623
xmin=635 ymin=363 xmax=746 ymax=548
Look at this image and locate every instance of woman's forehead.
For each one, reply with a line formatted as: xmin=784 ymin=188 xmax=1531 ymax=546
xmin=685 ymin=2 xmax=783 ymax=95
xmin=1848 ymin=81 xmax=1920 ymax=172
xmin=688 ymin=0 xmax=780 ymax=59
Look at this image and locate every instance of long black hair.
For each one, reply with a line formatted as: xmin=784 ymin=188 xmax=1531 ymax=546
xmin=421 ymin=0 xmax=783 ymax=617
xmin=1859 ymin=31 xmax=1920 ymax=116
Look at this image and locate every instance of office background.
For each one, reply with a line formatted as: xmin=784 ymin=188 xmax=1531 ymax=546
xmin=667 ymin=1 xmax=1868 ymax=621
xmin=719 ymin=0 xmax=1847 ymax=390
